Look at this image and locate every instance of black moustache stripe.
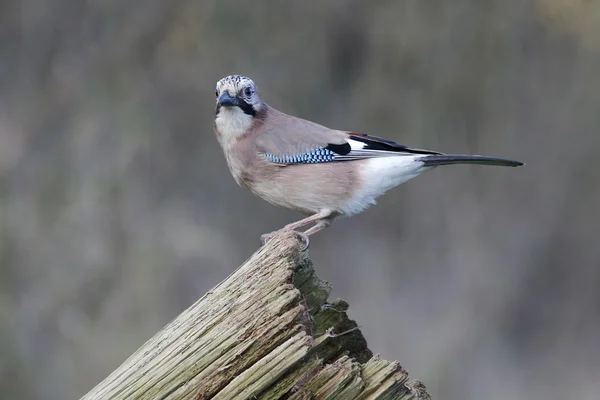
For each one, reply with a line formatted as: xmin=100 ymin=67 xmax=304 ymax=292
xmin=237 ymin=99 xmax=257 ymax=116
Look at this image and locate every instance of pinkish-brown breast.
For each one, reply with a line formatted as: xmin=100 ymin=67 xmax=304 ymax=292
xmin=215 ymin=105 xmax=362 ymax=214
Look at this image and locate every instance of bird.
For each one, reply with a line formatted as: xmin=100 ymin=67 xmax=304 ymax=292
xmin=213 ymin=74 xmax=523 ymax=245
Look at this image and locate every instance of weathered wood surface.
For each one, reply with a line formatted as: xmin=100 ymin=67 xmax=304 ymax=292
xmin=81 ymin=231 xmax=430 ymax=400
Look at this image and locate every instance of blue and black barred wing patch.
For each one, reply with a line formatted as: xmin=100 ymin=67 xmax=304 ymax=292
xmin=264 ymin=143 xmax=351 ymax=164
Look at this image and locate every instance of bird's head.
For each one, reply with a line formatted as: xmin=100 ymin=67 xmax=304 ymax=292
xmin=214 ymin=75 xmax=264 ymax=140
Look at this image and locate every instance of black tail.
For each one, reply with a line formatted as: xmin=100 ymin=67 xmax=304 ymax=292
xmin=420 ymin=154 xmax=524 ymax=167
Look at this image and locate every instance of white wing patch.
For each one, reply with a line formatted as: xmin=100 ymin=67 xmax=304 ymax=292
xmin=347 ymin=138 xmax=366 ymax=150
xmin=334 ymin=138 xmax=413 ymax=161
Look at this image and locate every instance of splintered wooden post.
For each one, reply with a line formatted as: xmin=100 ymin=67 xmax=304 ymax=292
xmin=81 ymin=231 xmax=430 ymax=400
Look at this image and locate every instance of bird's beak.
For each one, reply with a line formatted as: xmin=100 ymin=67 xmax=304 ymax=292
xmin=218 ymin=92 xmax=239 ymax=107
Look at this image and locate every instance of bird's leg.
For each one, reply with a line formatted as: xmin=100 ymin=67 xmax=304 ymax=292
xmin=283 ymin=213 xmax=327 ymax=231
xmin=303 ymin=218 xmax=334 ymax=237
xmin=292 ymin=217 xmax=335 ymax=250
xmin=260 ymin=209 xmax=333 ymax=246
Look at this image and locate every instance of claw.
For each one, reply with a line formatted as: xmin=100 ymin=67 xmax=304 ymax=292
xmin=260 ymin=228 xmax=285 ymax=246
xmin=260 ymin=232 xmax=276 ymax=246
xmin=295 ymin=231 xmax=310 ymax=250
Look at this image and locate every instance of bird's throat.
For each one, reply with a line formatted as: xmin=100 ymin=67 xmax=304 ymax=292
xmin=215 ymin=107 xmax=254 ymax=142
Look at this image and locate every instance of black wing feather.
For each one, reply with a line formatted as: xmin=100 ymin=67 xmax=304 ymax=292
xmin=348 ymin=133 xmax=442 ymax=155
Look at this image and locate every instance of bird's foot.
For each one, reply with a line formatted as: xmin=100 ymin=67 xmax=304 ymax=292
xmin=260 ymin=230 xmax=281 ymax=246
xmin=260 ymin=230 xmax=310 ymax=250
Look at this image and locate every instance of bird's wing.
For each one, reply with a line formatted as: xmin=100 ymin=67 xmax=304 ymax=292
xmin=336 ymin=133 xmax=442 ymax=161
xmin=254 ymin=106 xmax=441 ymax=165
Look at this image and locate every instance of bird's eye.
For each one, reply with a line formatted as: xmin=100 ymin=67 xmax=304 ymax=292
xmin=244 ymin=87 xmax=253 ymax=97
xmin=215 ymin=90 xmax=219 ymax=97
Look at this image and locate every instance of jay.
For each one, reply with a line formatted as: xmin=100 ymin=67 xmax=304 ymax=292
xmin=213 ymin=75 xmax=523 ymax=244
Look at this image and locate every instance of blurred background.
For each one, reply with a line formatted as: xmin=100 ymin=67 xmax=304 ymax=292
xmin=1 ymin=0 xmax=599 ymax=399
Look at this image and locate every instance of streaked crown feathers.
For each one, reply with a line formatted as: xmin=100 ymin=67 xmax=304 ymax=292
xmin=216 ymin=75 xmax=257 ymax=97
